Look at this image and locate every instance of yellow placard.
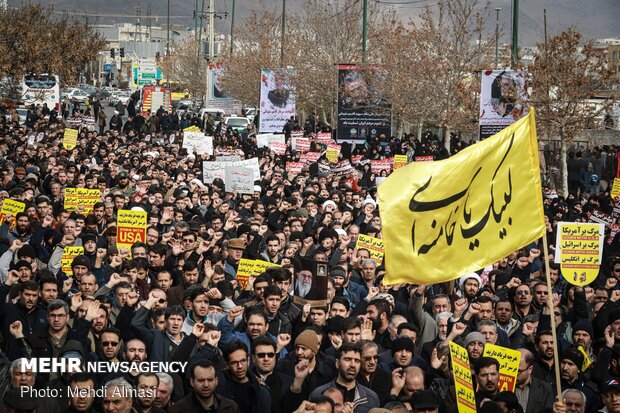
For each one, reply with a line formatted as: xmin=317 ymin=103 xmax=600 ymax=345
xmin=64 ymin=188 xmax=101 ymax=213
xmin=612 ymin=178 xmax=620 ymax=200
xmin=355 ymin=234 xmax=385 ymax=265
xmin=61 ymin=246 xmax=85 ymax=276
xmin=236 ymin=258 xmax=256 ymax=290
xmin=378 ymin=110 xmax=545 ymax=285
xmin=116 ymin=210 xmax=147 ymax=252
xmin=483 ymin=343 xmax=521 ymax=392
xmin=557 ymin=222 xmax=603 ymax=286
xmin=63 ymin=128 xmax=79 ymax=150
xmin=393 ymin=154 xmax=408 ymax=170
xmin=326 ymin=149 xmax=339 ymax=163
xmin=184 ymin=126 xmax=201 ymax=132
xmin=253 ymin=260 xmax=281 ymax=274
xmin=449 ymin=341 xmax=477 ymax=413
xmin=0 ymin=199 xmax=26 ymax=227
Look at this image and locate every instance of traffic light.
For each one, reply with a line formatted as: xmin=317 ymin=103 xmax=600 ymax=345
xmin=110 ymin=48 xmax=115 ymax=58
xmin=120 ymin=48 xmax=125 ymax=58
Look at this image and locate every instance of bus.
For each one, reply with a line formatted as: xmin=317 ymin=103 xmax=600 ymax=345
xmin=22 ymin=74 xmax=60 ymax=110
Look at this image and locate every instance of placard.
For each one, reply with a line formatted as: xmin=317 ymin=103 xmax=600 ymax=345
xmin=63 ymin=128 xmax=79 ymax=150
xmin=414 ymin=156 xmax=434 ymax=162
xmin=612 ymin=178 xmax=620 ymax=200
xmin=61 ymin=246 xmax=85 ymax=276
xmin=0 ymin=199 xmax=25 ymax=227
xmin=555 ymin=222 xmax=603 ymax=286
xmin=116 ymin=210 xmax=147 ymax=252
xmin=286 ymin=162 xmax=304 ymax=174
xmin=292 ymin=257 xmax=328 ymax=307
xmin=316 ymin=132 xmax=333 ymax=145
xmin=183 ymin=132 xmax=213 ymax=155
xmin=292 ymin=137 xmax=311 ymax=152
xmin=393 ymin=154 xmax=408 ymax=170
xmin=271 ymin=142 xmax=287 ymax=155
xmin=64 ymin=188 xmax=101 ymax=213
xmin=355 ymin=234 xmax=384 ymax=265
xmin=483 ymin=343 xmax=520 ymax=392
xmin=449 ymin=342 xmax=477 ymax=413
xmin=225 ymin=167 xmax=254 ymax=194
xmin=371 ymin=159 xmax=391 ymax=175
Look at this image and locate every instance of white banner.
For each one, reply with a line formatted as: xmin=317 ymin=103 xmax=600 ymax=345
xmin=259 ymin=68 xmax=296 ymax=133
xmin=479 ymin=70 xmax=528 ymax=139
xmin=202 ymin=158 xmax=261 ymax=184
xmin=225 ymin=167 xmax=254 ymax=194
xmin=183 ymin=132 xmax=213 ymax=155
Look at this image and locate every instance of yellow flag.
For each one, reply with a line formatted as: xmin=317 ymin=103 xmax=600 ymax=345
xmin=378 ymin=110 xmax=545 ymax=285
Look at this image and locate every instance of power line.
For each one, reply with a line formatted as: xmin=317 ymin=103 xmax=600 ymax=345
xmin=329 ymin=0 xmax=362 ymax=19
xmin=52 ymin=10 xmax=193 ymax=19
xmin=376 ymin=0 xmax=441 ymax=8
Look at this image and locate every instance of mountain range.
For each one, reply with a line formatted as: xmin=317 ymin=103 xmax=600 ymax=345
xmin=9 ymin=0 xmax=619 ymax=46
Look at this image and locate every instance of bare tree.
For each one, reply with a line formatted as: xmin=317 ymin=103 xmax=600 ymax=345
xmin=374 ymin=0 xmax=495 ymax=143
xmin=0 ymin=4 xmax=105 ymax=93
xmin=159 ymin=38 xmax=209 ymax=101
xmin=529 ymin=28 xmax=616 ymax=196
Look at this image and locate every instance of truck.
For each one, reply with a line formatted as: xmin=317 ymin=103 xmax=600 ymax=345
xmin=141 ymin=85 xmax=172 ymax=115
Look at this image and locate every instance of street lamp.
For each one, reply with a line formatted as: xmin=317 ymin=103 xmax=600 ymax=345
xmin=495 ymin=7 xmax=501 ymax=69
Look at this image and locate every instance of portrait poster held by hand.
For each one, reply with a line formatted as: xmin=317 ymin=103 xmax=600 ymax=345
xmin=292 ymin=257 xmax=328 ymax=307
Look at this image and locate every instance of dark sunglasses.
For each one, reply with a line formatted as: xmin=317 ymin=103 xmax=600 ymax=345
xmin=255 ymin=352 xmax=276 ymax=359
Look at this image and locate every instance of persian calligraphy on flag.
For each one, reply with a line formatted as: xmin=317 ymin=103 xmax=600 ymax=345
xmin=378 ymin=110 xmax=544 ymax=285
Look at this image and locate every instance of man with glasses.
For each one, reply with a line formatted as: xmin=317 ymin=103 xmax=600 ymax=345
xmin=29 ymin=299 xmax=96 ymax=386
xmin=357 ymin=340 xmax=392 ymax=405
xmin=95 ymin=327 xmax=123 ymax=364
xmin=515 ymin=348 xmax=553 ymax=413
xmin=514 ymin=284 xmax=536 ymax=321
xmin=532 ymin=282 xmax=550 ymax=310
xmin=217 ymin=340 xmax=271 ymax=413
xmin=251 ymin=336 xmax=292 ymax=413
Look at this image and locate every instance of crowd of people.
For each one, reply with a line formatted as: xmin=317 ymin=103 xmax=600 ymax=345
xmin=0 ymin=98 xmax=618 ymax=413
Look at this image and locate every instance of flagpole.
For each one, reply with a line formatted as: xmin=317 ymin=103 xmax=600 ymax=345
xmin=542 ymin=234 xmax=563 ymax=397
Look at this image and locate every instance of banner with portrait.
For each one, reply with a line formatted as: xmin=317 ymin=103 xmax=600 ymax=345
xmin=207 ymin=63 xmax=242 ymax=114
xmin=292 ymin=257 xmax=328 ymax=307
xmin=479 ymin=70 xmax=529 ymax=139
xmin=336 ymin=64 xmax=391 ymax=143
xmin=259 ymin=68 xmax=297 ymax=133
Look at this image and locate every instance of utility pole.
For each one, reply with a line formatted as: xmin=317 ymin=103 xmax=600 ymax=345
xmin=544 ymin=8 xmax=548 ymax=62
xmin=280 ymin=0 xmax=286 ymax=66
xmin=511 ymin=0 xmax=519 ymax=67
xmin=194 ymin=0 xmax=198 ymax=42
xmin=230 ymin=0 xmax=235 ymax=55
xmin=208 ymin=0 xmax=215 ymax=62
xmin=362 ymin=0 xmax=368 ymax=63
xmin=495 ymin=7 xmax=501 ymax=69
xmin=166 ymin=0 xmax=170 ymax=56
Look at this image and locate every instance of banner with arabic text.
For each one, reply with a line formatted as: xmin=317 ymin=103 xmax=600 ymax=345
xmin=259 ymin=68 xmax=296 ymax=133
xmin=378 ymin=110 xmax=544 ymax=285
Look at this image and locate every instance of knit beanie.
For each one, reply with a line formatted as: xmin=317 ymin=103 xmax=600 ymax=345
xmin=295 ymin=330 xmax=319 ymax=354
xmin=573 ymin=319 xmax=594 ymax=338
xmin=464 ymin=332 xmax=486 ymax=347
xmin=391 ymin=337 xmax=416 ymax=356
xmin=561 ymin=348 xmax=585 ymax=371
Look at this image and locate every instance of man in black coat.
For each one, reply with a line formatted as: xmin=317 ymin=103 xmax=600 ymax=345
xmin=0 ymin=280 xmax=47 ymax=360
xmin=170 ymin=359 xmax=239 ymax=413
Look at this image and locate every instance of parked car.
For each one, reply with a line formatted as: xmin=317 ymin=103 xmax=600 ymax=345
xmin=67 ymin=89 xmax=89 ymax=102
xmin=224 ymin=116 xmax=251 ymax=132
